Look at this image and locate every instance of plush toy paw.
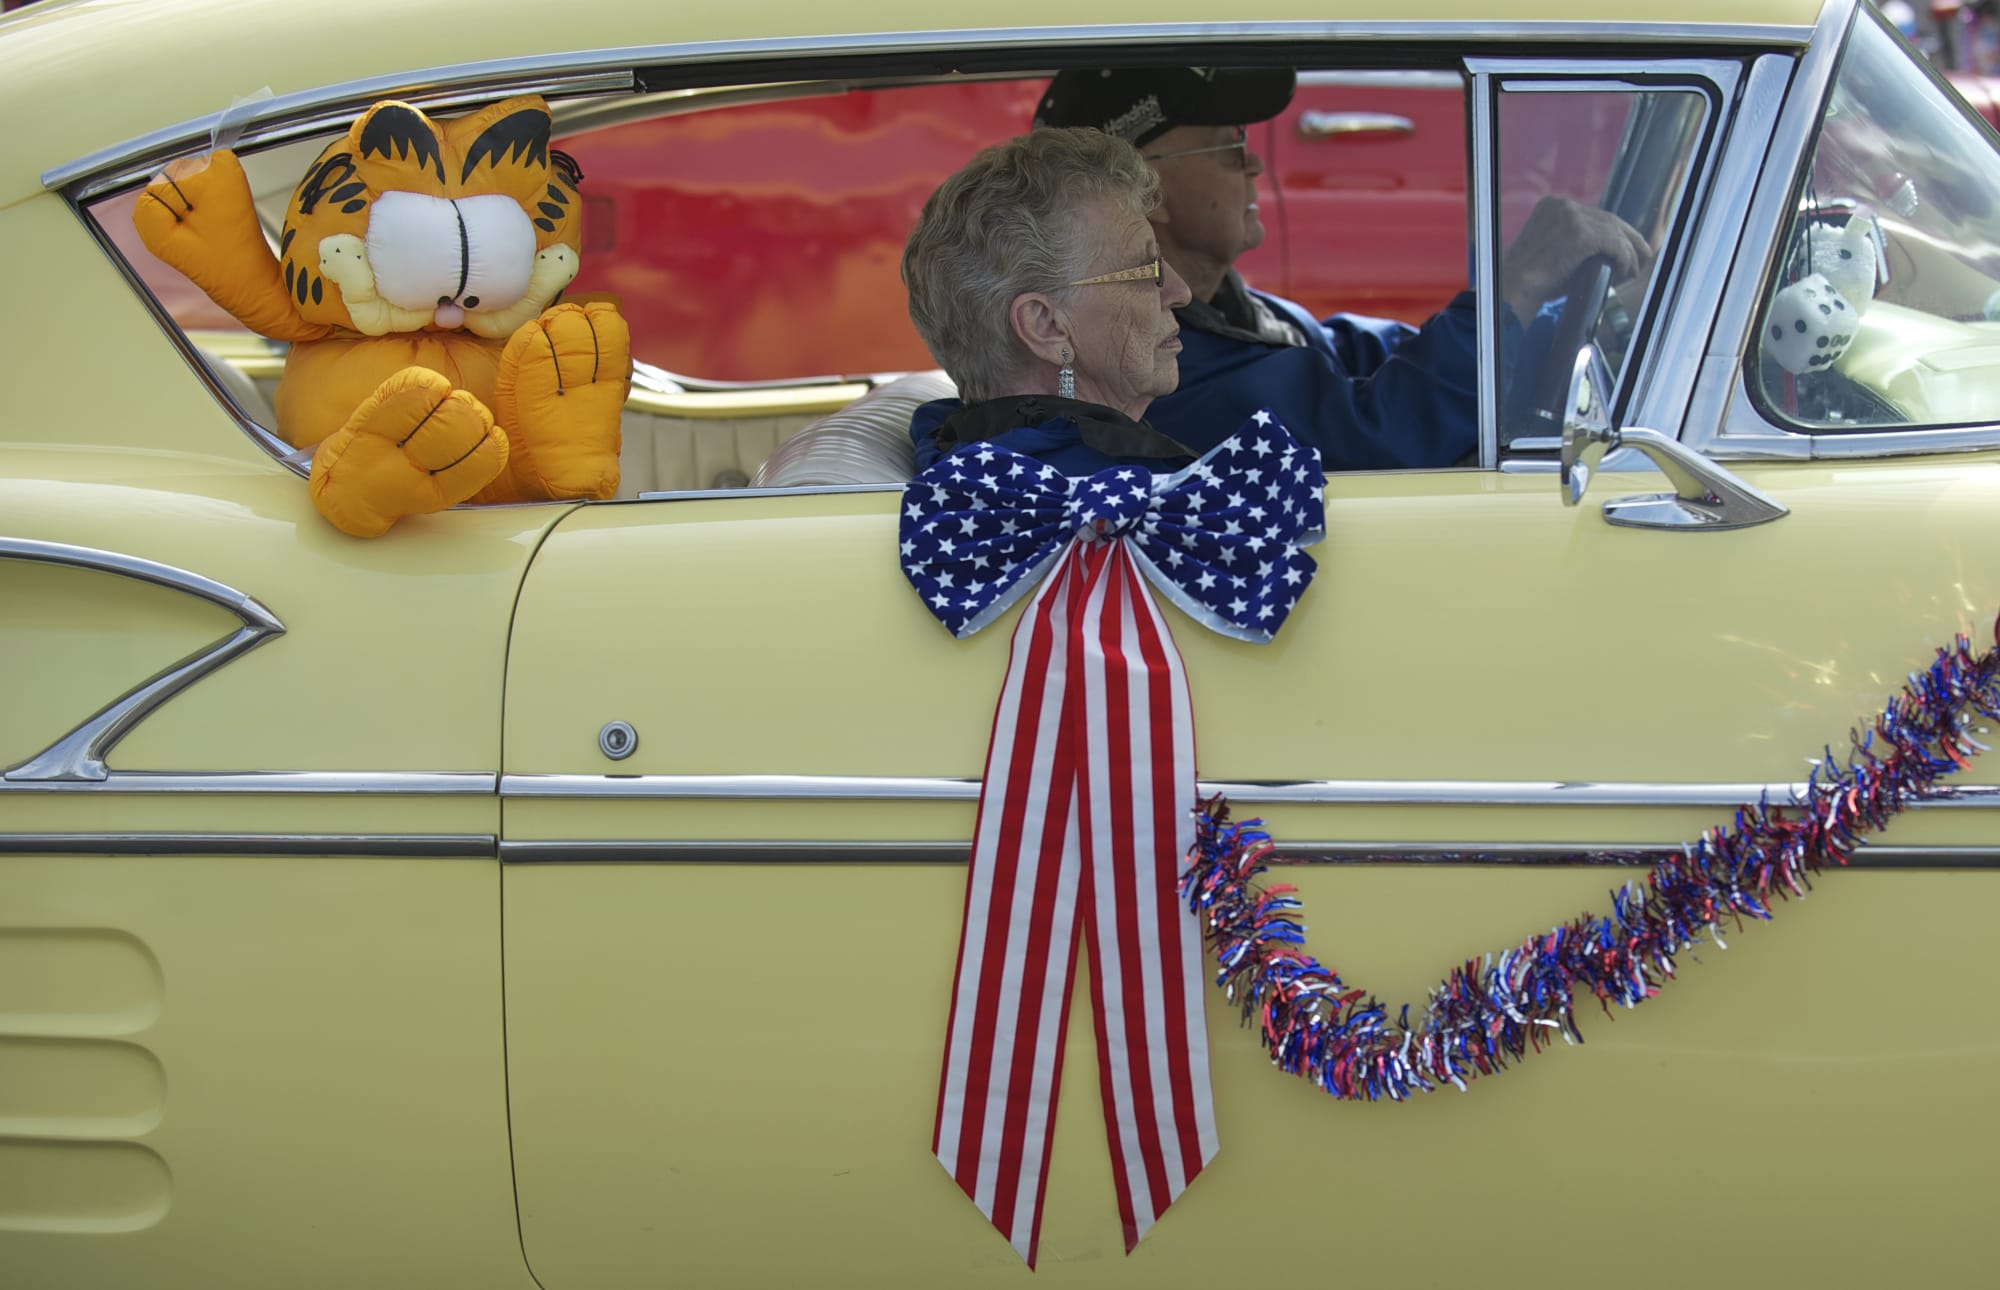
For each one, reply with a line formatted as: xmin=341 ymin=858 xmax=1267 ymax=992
xmin=132 ymin=151 xmax=262 ymax=259
xmin=133 ymin=150 xmax=327 ymax=342
xmin=485 ymin=301 xmax=630 ymax=502
xmin=309 ymin=368 xmax=511 ymax=537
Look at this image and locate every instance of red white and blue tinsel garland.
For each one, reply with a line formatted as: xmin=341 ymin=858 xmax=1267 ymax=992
xmin=1179 ymin=619 xmax=2000 ymax=1103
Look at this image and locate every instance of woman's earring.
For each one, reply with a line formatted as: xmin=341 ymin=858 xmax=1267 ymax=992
xmin=1057 ymin=347 xmax=1075 ymax=400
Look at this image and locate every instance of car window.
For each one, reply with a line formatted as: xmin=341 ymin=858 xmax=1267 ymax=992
xmin=557 ymin=81 xmax=1044 ymax=382
xmin=1751 ymin=11 xmax=2000 ymax=433
xmin=1494 ymin=80 xmax=1710 ymax=446
xmin=86 ymin=66 xmax=1495 ymax=495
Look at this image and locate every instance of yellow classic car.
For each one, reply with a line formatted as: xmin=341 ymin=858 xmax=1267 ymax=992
xmin=5 ymin=0 xmax=2000 ymax=1285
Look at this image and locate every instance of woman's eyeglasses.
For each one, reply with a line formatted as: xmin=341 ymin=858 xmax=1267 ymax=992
xmin=1142 ymin=127 xmax=1250 ymax=168
xmin=1066 ymin=257 xmax=1163 ymax=288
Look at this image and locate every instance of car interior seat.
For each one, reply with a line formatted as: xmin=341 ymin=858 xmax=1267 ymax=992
xmin=195 ymin=346 xmax=279 ymax=431
xmin=750 ymin=369 xmax=957 ymax=488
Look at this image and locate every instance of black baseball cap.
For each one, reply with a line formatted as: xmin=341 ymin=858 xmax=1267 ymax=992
xmin=1032 ymin=67 xmax=1297 ymax=151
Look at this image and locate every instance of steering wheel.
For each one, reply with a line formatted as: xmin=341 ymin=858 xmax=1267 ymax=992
xmin=1501 ymin=254 xmax=1616 ymax=444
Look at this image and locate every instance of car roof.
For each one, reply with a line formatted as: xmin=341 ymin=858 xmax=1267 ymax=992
xmin=1 ymin=0 xmax=1829 ymax=202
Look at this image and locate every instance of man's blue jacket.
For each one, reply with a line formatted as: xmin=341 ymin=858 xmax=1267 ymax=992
xmin=1145 ymin=277 xmax=1482 ymax=470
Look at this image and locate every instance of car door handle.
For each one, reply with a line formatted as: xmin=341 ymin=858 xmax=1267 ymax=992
xmin=1296 ymin=111 xmax=1416 ymax=138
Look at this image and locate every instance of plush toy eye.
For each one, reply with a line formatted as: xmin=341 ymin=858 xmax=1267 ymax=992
xmin=456 ymin=195 xmax=537 ymax=313
xmin=363 ymin=192 xmax=535 ymax=313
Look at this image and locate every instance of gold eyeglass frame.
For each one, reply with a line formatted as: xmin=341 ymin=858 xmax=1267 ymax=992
xmin=1066 ymin=258 xmax=1163 ymax=288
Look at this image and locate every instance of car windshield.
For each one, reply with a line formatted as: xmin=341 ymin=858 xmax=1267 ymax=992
xmin=1753 ymin=10 xmax=2000 ymax=432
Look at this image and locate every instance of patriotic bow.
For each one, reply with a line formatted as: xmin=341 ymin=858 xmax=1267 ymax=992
xmin=901 ymin=412 xmax=1324 ymax=1266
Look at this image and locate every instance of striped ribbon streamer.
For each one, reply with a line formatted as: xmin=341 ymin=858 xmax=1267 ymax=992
xmin=932 ymin=535 xmax=1217 ymax=1267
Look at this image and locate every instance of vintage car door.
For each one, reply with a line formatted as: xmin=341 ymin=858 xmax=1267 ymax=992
xmin=497 ymin=26 xmax=2000 ymax=1290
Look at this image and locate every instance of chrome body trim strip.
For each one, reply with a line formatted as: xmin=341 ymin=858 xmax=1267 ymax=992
xmin=0 ymin=771 xmax=497 ymax=795
xmin=504 ymin=773 xmax=982 ymax=800
xmin=499 ymin=772 xmax=2000 ymax=809
xmin=1 ymin=539 xmax=285 ymax=783
xmin=47 ymin=22 xmax=1813 ymax=195
xmin=0 ymin=537 xmax=279 ymax=623
xmin=0 ymin=833 xmax=495 ymax=858
xmin=12 ymin=772 xmax=1993 ymax=810
xmin=505 ymin=840 xmax=973 ymax=864
xmin=501 ymin=839 xmax=2000 ymax=868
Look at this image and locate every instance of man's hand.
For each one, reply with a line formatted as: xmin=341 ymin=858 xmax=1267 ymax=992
xmin=1500 ymin=195 xmax=1653 ymax=324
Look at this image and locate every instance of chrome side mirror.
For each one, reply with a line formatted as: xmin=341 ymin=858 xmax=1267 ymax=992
xmin=1559 ymin=345 xmax=1790 ymax=531
xmin=1558 ymin=348 xmax=1611 ymax=507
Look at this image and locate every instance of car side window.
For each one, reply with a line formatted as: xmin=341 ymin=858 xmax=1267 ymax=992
xmin=556 ymin=81 xmax=1042 ymax=383
xmin=1494 ymin=81 xmax=1710 ymax=446
xmin=1751 ymin=12 xmax=2000 ymax=432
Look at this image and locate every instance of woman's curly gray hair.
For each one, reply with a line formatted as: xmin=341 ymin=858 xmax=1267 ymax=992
xmin=903 ymin=127 xmax=1160 ymax=404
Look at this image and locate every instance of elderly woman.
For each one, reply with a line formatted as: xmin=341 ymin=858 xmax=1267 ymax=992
xmin=902 ymin=128 xmax=1198 ymax=474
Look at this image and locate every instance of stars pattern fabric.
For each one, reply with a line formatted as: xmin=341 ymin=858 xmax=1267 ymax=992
xmin=900 ymin=410 xmax=1325 ymax=643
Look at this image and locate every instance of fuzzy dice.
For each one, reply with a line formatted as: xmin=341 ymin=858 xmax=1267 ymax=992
xmin=1763 ymin=273 xmax=1859 ymax=376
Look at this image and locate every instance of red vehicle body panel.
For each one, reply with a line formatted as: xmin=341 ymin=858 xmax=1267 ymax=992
xmin=1951 ymin=71 xmax=2000 ymax=127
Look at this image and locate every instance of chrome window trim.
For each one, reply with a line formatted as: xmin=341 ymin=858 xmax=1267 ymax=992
xmin=1684 ymin=0 xmax=1856 ymax=454
xmin=56 ymin=72 xmax=636 ymax=200
xmin=71 ymin=199 xmax=316 ymax=477
xmin=1472 ymin=67 xmax=1499 ymax=470
xmin=1296 ymin=69 xmax=1466 ymax=91
xmin=1718 ymin=380 xmax=2000 ymax=458
xmin=499 ymin=772 xmax=2000 ymax=810
xmin=1632 ymin=53 xmax=1793 ymax=437
xmin=632 ymin=482 xmax=903 ymax=502
xmin=499 ymin=838 xmax=2000 ymax=868
xmin=0 ymin=771 xmax=497 ymax=795
xmin=2 ymin=539 xmax=285 ymax=783
xmin=0 ymin=833 xmax=495 ymax=858
xmin=47 ymin=21 xmax=1812 ymax=197
xmin=1469 ymin=57 xmax=1738 ymax=451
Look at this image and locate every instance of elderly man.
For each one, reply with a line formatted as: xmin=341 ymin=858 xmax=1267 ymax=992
xmin=1018 ymin=66 xmax=1650 ymax=471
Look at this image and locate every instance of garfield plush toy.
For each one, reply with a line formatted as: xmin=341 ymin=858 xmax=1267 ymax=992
xmin=135 ymin=95 xmax=628 ymax=536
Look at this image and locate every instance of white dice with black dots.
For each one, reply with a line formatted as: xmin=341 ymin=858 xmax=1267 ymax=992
xmin=1764 ymin=272 xmax=1858 ymax=375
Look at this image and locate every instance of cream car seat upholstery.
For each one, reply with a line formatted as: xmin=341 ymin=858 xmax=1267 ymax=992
xmin=750 ymin=370 xmax=958 ymax=488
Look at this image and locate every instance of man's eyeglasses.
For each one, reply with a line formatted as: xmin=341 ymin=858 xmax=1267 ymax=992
xmin=1066 ymin=257 xmax=1163 ymax=288
xmin=1142 ymin=127 xmax=1250 ymax=167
